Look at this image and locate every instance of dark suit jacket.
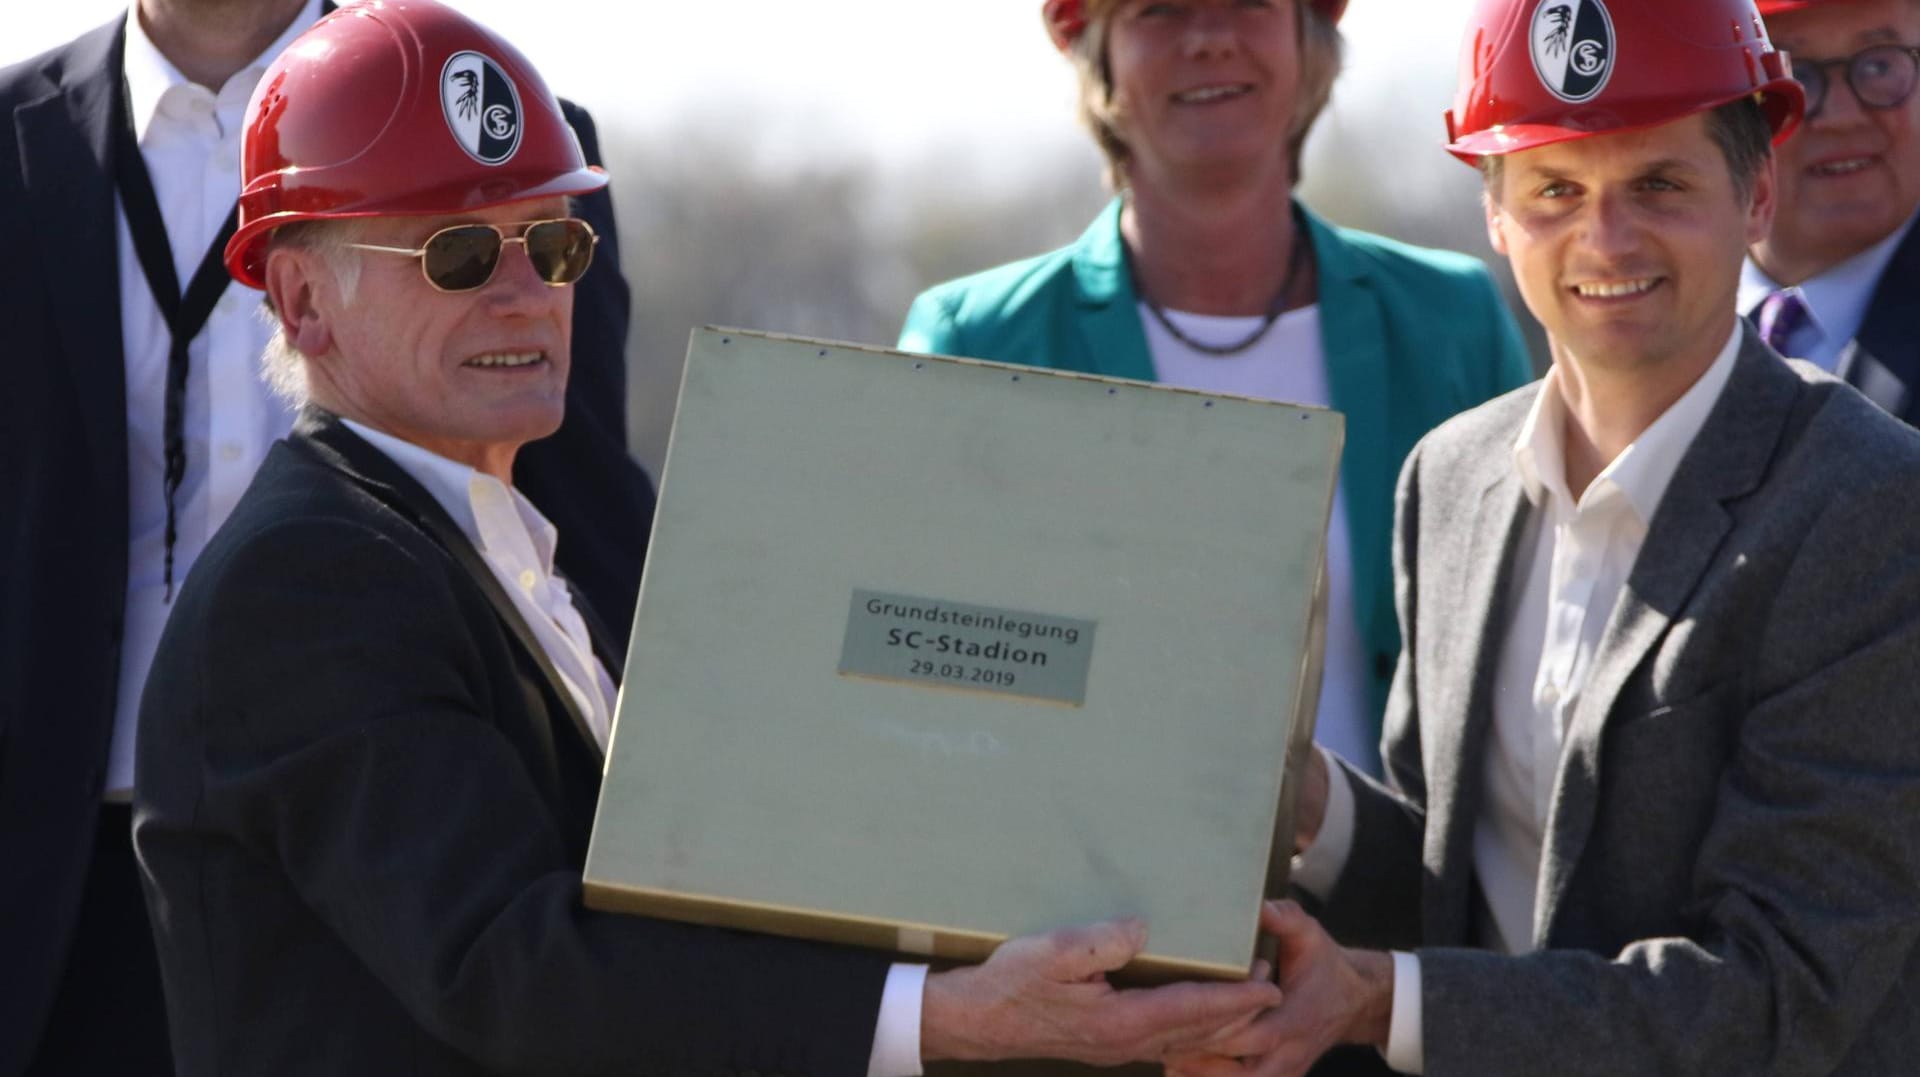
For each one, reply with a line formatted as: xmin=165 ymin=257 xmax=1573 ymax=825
xmin=1842 ymin=218 xmax=1920 ymax=424
xmin=0 ymin=14 xmax=654 ymax=1073
xmin=1316 ymin=329 xmax=1920 ymax=1075
xmin=133 ymin=413 xmax=889 ymax=1076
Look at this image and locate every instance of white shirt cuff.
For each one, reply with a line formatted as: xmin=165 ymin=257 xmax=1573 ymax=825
xmin=866 ymin=962 xmax=927 ymax=1077
xmin=1289 ymin=746 xmax=1356 ymax=899
xmin=1383 ymin=951 xmax=1424 ymax=1074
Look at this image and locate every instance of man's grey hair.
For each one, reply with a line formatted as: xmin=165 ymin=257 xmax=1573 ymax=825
xmin=1477 ymin=97 xmax=1774 ymax=205
xmin=1065 ymin=0 xmax=1345 ymax=190
xmin=257 ymin=220 xmax=367 ymax=408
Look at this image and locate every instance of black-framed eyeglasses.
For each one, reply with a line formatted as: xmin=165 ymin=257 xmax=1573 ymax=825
xmin=347 ymin=217 xmax=598 ymax=293
xmin=1790 ymin=43 xmax=1920 ymax=120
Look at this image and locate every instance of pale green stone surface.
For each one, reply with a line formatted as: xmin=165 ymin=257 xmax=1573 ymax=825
xmin=585 ymin=328 xmax=1342 ymax=974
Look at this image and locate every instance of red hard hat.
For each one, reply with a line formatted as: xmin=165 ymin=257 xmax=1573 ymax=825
xmin=1042 ymin=0 xmax=1349 ymax=53
xmin=1443 ymin=0 xmax=1805 ymax=163
xmin=1755 ymin=0 xmax=1840 ymax=13
xmin=224 ymin=0 xmax=606 ymax=290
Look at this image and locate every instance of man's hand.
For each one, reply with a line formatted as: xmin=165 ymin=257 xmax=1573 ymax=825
xmin=1165 ymin=901 xmax=1394 ymax=1077
xmin=920 ymin=918 xmax=1283 ymax=1065
xmin=1294 ymin=749 xmax=1330 ymax=855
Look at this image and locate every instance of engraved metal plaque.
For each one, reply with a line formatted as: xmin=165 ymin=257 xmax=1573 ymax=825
xmin=838 ymin=589 xmax=1097 ymax=706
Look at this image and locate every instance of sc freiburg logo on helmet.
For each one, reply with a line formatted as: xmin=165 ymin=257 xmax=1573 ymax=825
xmin=1529 ymin=0 xmax=1615 ymax=104
xmin=440 ymin=51 xmax=524 ymax=165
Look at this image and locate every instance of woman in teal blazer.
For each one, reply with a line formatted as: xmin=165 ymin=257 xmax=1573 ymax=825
xmin=899 ymin=0 xmax=1531 ymax=775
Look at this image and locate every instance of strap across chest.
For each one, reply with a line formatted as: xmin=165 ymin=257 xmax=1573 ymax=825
xmin=108 ymin=71 xmax=240 ymax=598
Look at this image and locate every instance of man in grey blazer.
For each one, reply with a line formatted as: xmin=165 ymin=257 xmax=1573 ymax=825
xmin=1168 ymin=1 xmax=1920 ymax=1075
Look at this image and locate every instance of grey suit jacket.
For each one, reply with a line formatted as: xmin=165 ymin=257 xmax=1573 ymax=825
xmin=1315 ymin=328 xmax=1920 ymax=1076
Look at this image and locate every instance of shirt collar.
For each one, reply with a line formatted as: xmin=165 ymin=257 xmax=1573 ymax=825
xmin=1512 ymin=320 xmax=1743 ymax=524
xmin=121 ymin=0 xmax=322 ymax=143
xmin=1739 ymin=206 xmax=1920 ymax=347
xmin=1511 ymin=375 xmax=1571 ymax=510
xmin=339 ymin=419 xmax=559 ymax=573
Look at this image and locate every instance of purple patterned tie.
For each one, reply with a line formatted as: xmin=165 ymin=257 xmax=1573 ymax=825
xmin=1755 ymin=289 xmax=1809 ymax=356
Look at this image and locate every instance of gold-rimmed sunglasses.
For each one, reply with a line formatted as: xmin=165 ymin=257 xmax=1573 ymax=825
xmin=346 ymin=217 xmax=598 ymax=293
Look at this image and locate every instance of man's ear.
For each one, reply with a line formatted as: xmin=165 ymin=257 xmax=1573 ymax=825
xmin=1745 ymin=152 xmax=1778 ymax=247
xmin=263 ymin=247 xmax=335 ymax=359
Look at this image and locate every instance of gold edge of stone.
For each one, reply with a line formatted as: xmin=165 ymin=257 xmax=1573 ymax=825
xmin=579 ymin=879 xmax=1249 ymax=982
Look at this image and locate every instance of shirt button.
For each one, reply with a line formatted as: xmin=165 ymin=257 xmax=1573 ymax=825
xmin=518 ymin=569 xmax=538 ymax=592
xmin=218 ymin=442 xmax=243 ymax=462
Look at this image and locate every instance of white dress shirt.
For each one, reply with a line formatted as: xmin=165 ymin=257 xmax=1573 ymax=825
xmin=108 ymin=0 xmax=321 ymax=797
xmin=340 ymin=422 xmax=618 ymax=748
xmin=1293 ymin=324 xmax=1744 ymax=1073
xmin=340 ymin=422 xmax=926 ymax=1075
xmin=1142 ymin=305 xmax=1380 ymax=777
xmin=1738 ymin=207 xmax=1918 ymax=372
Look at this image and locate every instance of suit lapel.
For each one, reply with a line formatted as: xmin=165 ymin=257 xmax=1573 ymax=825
xmin=1068 ymin=199 xmax=1157 ymax=382
xmin=1427 ymin=465 xmax=1533 ymax=944
xmin=1852 ymin=219 xmax=1920 ymax=425
xmin=14 ymin=21 xmax=130 ymax=516
xmin=1534 ymin=332 xmax=1797 ymax=941
xmin=568 ymin=575 xmax=624 ymax=684
xmin=296 ymin=412 xmax=607 ymax=761
xmin=1835 ymin=341 xmax=1912 ymax=419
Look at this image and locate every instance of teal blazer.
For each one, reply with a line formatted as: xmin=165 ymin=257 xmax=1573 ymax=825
xmin=899 ymin=199 xmax=1532 ymax=741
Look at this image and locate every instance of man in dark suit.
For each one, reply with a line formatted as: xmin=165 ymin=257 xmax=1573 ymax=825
xmin=0 ymin=0 xmax=654 ymax=1073
xmin=1169 ymin=1 xmax=1920 ymax=1075
xmin=1744 ymin=0 xmax=1920 ymax=422
xmin=133 ymin=3 xmax=1281 ymax=1073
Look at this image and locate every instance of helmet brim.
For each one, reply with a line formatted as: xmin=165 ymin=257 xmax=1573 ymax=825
xmin=1446 ymin=79 xmax=1805 ymax=165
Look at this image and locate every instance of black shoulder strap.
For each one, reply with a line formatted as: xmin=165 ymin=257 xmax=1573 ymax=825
xmin=108 ymin=69 xmax=239 ymax=598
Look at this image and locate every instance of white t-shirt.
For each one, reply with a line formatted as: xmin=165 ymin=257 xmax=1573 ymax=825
xmin=1139 ymin=303 xmax=1379 ymax=776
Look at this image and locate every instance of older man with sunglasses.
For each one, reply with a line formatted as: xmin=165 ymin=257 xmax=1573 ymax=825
xmin=1743 ymin=0 xmax=1920 ymax=422
xmin=133 ymin=3 xmax=1285 ymax=1075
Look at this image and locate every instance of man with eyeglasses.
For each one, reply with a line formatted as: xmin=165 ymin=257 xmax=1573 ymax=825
xmin=0 ymin=0 xmax=654 ymax=1073
xmin=1746 ymin=0 xmax=1920 ymax=422
xmin=133 ymin=3 xmax=1284 ymax=1074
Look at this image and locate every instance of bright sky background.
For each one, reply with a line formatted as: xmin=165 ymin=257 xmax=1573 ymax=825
xmin=3 ymin=0 xmax=1493 ymax=470
xmin=3 ymin=0 xmax=1481 ymax=181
